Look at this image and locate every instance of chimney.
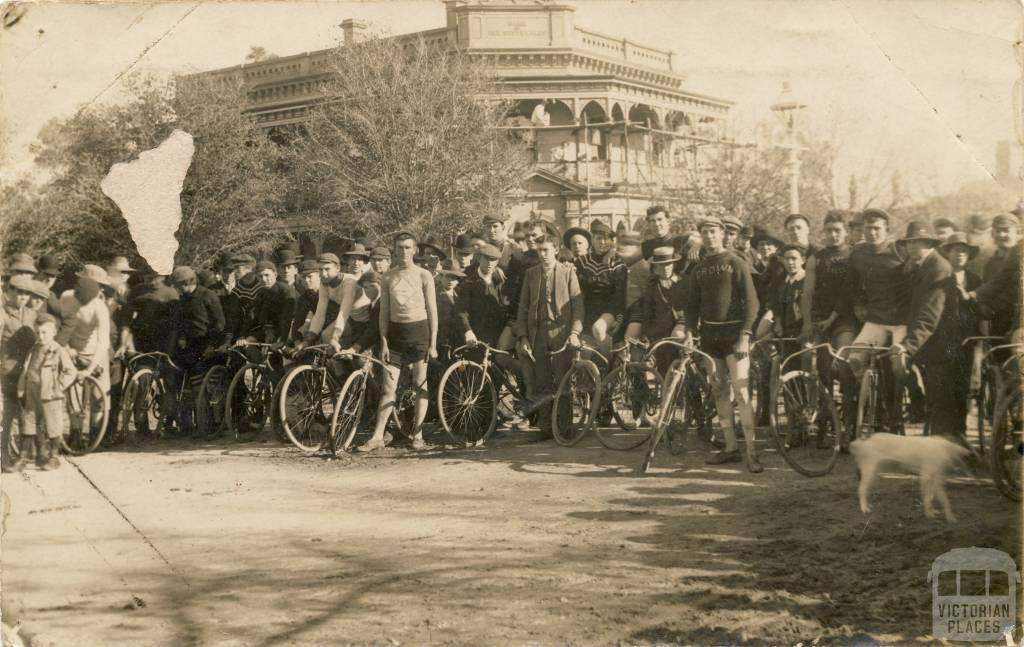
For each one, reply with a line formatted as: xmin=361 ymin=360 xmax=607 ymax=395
xmin=341 ymin=19 xmax=368 ymax=45
xmin=995 ymin=140 xmax=1011 ymax=179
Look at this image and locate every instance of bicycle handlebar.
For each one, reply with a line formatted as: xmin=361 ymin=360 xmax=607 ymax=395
xmin=452 ymin=341 xmax=512 ymax=358
xmin=548 ymin=338 xmax=608 ymax=365
xmin=983 ymin=343 xmax=1023 ymax=363
xmin=611 ymin=337 xmax=650 ymax=354
xmin=647 ymin=338 xmax=716 ymax=364
xmin=961 ymin=335 xmax=1006 ymax=349
xmin=335 ymin=350 xmax=391 ymax=372
xmin=126 ymin=351 xmax=181 ymax=371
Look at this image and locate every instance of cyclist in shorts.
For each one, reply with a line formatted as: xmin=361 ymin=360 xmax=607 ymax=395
xmin=574 ymin=220 xmax=626 ymax=358
xmin=357 ymin=232 xmax=438 ymax=452
xmin=683 ymin=216 xmax=762 ymax=473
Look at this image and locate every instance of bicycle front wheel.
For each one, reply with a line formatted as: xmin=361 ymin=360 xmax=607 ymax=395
xmin=552 ymin=363 xmax=600 ymax=447
xmin=438 ymin=361 xmax=498 ymax=447
xmin=855 ymin=369 xmax=880 ymax=439
xmin=226 ymin=364 xmax=273 ymax=442
xmin=195 ymin=364 xmax=229 ymax=437
xmin=769 ymin=369 xmax=841 ymax=477
xmin=280 ymin=364 xmax=335 ymax=452
xmin=598 ymin=364 xmax=659 ymax=450
xmin=991 ymin=386 xmax=1022 ymax=502
xmin=60 ymin=375 xmax=109 ymax=456
xmin=641 ymin=363 xmax=685 ymax=473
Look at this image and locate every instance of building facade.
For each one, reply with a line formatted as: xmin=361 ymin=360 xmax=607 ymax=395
xmin=200 ymin=0 xmax=733 ymax=237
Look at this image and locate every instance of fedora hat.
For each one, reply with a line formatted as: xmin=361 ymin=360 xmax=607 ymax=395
xmin=344 ymin=242 xmax=371 ymax=259
xmin=7 ymin=274 xmax=35 ymax=293
xmin=28 ymin=279 xmax=51 ymax=300
xmin=275 ymin=248 xmax=302 ymax=266
xmin=898 ymin=220 xmax=941 ymax=246
xmin=418 ymin=235 xmax=448 ymax=260
xmin=562 ymin=226 xmax=592 ymax=249
xmin=36 ymin=253 xmax=60 ymax=277
xmin=649 ymin=246 xmax=680 ymax=265
xmin=589 ymin=219 xmax=615 ymax=237
xmin=940 ymin=232 xmax=979 ymax=260
xmin=438 ymin=259 xmax=467 ymax=278
xmin=76 ymin=264 xmax=112 ymax=286
xmin=5 ymin=253 xmax=37 ymax=276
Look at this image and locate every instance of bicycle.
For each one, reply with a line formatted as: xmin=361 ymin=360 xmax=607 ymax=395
xmin=115 ymin=352 xmax=182 ymax=445
xmin=768 ymin=342 xmax=845 ymax=476
xmin=224 ymin=343 xmax=283 ymax=442
xmin=436 ymin=341 xmax=521 ymax=447
xmin=837 ymin=344 xmax=916 ymax=440
xmin=640 ymin=339 xmax=716 ymax=474
xmin=278 ymin=344 xmax=348 ymax=452
xmin=195 ymin=347 xmax=248 ymax=439
xmin=550 ymin=339 xmax=604 ymax=447
xmin=595 ymin=337 xmax=663 ymax=450
xmin=962 ymin=336 xmax=1018 ymax=454
xmin=989 ymin=345 xmax=1022 ymax=502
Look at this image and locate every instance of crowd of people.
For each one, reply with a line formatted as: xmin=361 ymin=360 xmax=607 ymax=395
xmin=1 ymin=205 xmax=1020 ymax=474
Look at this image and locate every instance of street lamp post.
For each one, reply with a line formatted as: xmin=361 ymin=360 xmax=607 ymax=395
xmin=770 ymin=82 xmax=807 ymax=215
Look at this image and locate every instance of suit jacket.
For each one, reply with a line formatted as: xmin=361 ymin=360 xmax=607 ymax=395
xmin=975 ymin=243 xmax=1021 ymax=336
xmin=515 ymin=262 xmax=583 ymax=347
xmin=904 ymin=251 xmax=960 ymax=363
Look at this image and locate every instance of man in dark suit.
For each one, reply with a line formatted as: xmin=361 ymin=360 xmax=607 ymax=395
xmin=515 ymin=236 xmax=583 ymax=436
xmin=895 ymin=222 xmax=961 ymax=439
xmin=941 ymin=233 xmax=982 ymax=437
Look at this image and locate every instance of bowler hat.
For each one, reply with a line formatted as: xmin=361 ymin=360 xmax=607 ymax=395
xmin=454 ymin=233 xmax=475 ymax=253
xmin=649 ymin=247 xmax=680 ymax=265
xmin=589 ymin=219 xmax=615 ymax=237
xmin=170 ymin=266 xmax=196 ymax=285
xmin=438 ymin=259 xmax=467 ymax=278
xmin=418 ymin=235 xmax=448 ymax=260
xmin=897 ymin=220 xmax=941 ymax=246
xmin=5 ymin=253 xmax=37 ymax=275
xmin=562 ymin=226 xmax=592 ymax=249
xmin=7 ymin=274 xmax=35 ymax=293
xmin=738 ymin=225 xmax=755 ymax=239
xmin=478 ymin=243 xmax=502 ymax=260
xmin=344 ymin=242 xmax=371 ymax=259
xmin=722 ymin=214 xmax=743 ymax=231
xmin=940 ymin=232 xmax=979 ymax=260
xmin=76 ymin=264 xmax=112 ymax=286
xmin=317 ymin=252 xmax=341 ymax=266
xmin=36 ymin=253 xmax=60 ymax=277
xmin=298 ymin=260 xmax=320 ymax=275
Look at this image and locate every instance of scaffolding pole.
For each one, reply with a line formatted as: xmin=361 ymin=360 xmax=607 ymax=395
xmin=583 ymin=113 xmax=592 ymax=217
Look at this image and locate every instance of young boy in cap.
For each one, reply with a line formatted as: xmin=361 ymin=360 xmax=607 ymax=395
xmin=619 ymin=231 xmax=651 ymax=346
xmin=765 ymin=243 xmax=807 ymax=343
xmin=243 ymin=261 xmax=297 ymax=347
xmin=575 ymin=219 xmax=627 ymax=358
xmin=640 ymin=247 xmax=687 ymax=375
xmin=291 ymin=260 xmax=332 ymax=344
xmin=13 ymin=313 xmax=76 ymax=471
xmin=302 ymin=253 xmax=350 ymax=350
xmin=1 ymin=275 xmax=39 ymax=471
xmin=976 ymin=212 xmax=1021 ymax=339
xmin=275 ymin=246 xmax=302 ymax=290
xmin=230 ymin=253 xmax=263 ymax=334
xmin=435 ymin=260 xmax=465 ymax=367
xmin=563 ymin=225 xmax=592 ymax=260
xmin=369 ymin=246 xmax=391 ymax=275
xmin=683 ymin=215 xmax=762 ymax=472
xmin=482 ymin=213 xmax=523 ymax=274
xmin=35 ymin=253 xmax=63 ymax=319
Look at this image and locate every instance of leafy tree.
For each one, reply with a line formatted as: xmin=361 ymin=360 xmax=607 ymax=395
xmin=289 ymin=35 xmax=529 ymax=244
xmin=1 ymin=73 xmax=292 ymax=268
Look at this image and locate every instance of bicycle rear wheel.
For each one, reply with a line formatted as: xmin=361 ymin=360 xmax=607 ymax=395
xmin=438 ymin=360 xmax=498 ymax=447
xmin=60 ymin=375 xmax=109 ymax=455
xmin=991 ymin=385 xmax=1022 ymax=502
xmin=226 ymin=364 xmax=272 ymax=442
xmin=552 ymin=363 xmax=600 ymax=447
xmin=280 ymin=364 xmax=335 ymax=452
xmin=195 ymin=365 xmax=229 ymax=437
xmin=598 ymin=364 xmax=660 ymax=450
xmin=769 ymin=369 xmax=842 ymax=476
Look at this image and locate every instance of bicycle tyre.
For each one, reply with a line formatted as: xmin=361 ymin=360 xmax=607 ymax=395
xmin=437 ymin=360 xmax=498 ymax=447
xmin=598 ymin=364 xmax=659 ymax=450
xmin=855 ymin=368 xmax=879 ymax=439
xmin=59 ymin=375 xmax=109 ymax=456
xmin=769 ymin=369 xmax=842 ymax=477
xmin=552 ymin=363 xmax=600 ymax=447
xmin=225 ymin=363 xmax=272 ymax=442
xmin=330 ymin=369 xmax=373 ymax=453
xmin=279 ymin=364 xmax=334 ymax=452
xmin=195 ymin=364 xmax=229 ymax=437
xmin=641 ymin=363 xmax=685 ymax=473
xmin=990 ymin=386 xmax=1022 ymax=502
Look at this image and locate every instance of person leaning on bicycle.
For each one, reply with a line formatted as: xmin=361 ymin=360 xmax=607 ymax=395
xmin=681 ymin=215 xmax=763 ymax=473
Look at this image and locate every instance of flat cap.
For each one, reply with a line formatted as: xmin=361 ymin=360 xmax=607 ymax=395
xmin=170 ymin=266 xmax=196 ymax=284
xmin=35 ymin=312 xmax=58 ymax=327
xmin=255 ymin=260 xmax=277 ymax=273
xmin=478 ymin=243 xmax=502 ymax=260
xmin=230 ymin=253 xmax=257 ymax=266
xmin=298 ymin=259 xmax=320 ymax=275
xmin=370 ymin=247 xmax=391 ymax=260
xmin=317 ymin=253 xmax=341 ymax=266
xmin=992 ymin=212 xmax=1021 ymax=229
xmin=482 ymin=213 xmax=508 ymax=225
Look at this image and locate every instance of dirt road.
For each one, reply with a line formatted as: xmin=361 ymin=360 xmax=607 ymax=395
xmin=2 ymin=429 xmax=1019 ymax=646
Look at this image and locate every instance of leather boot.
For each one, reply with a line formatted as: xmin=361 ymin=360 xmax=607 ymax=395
xmin=40 ymin=438 xmax=61 ymax=470
xmin=4 ymin=436 xmax=34 ymax=473
xmin=34 ymin=432 xmax=48 ymax=469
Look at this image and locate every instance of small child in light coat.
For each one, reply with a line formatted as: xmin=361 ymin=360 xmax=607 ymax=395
xmin=16 ymin=313 xmax=76 ymax=471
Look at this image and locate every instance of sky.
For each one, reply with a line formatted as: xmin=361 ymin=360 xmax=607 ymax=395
xmin=2 ymin=0 xmax=1021 ymax=204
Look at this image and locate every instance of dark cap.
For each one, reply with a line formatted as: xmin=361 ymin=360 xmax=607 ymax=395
xmin=482 ymin=213 xmax=508 ymax=225
xmin=992 ymin=212 xmax=1021 ymax=229
xmin=861 ymin=208 xmax=891 ymax=224
xmin=418 ymin=235 xmax=447 ymax=260
xmin=897 ymin=220 xmax=941 ymax=245
xmin=317 ymin=253 xmax=341 ymax=266
xmin=589 ymin=219 xmax=615 ymax=237
xmin=779 ymin=243 xmax=808 ymax=257
xmin=562 ymin=226 xmax=592 ymax=249
xmin=454 ymin=233 xmax=475 ymax=252
xmin=344 ymin=242 xmax=371 ymax=259
xmin=370 ymin=246 xmax=391 ymax=260
xmin=649 ymin=247 xmax=681 ymax=265
xmin=357 ymin=269 xmax=381 ymax=286
xmin=230 ymin=253 xmax=257 ymax=267
xmin=722 ymin=214 xmax=743 ymax=231
xmin=438 ymin=259 xmax=467 ymax=278
xmin=966 ymin=213 xmax=991 ymax=232
xmin=255 ymin=260 xmax=277 ymax=273
xmin=275 ymin=248 xmax=302 ymax=266
xmin=478 ymin=243 xmax=501 ymax=260
xmin=784 ymin=213 xmax=811 ymax=228
xmin=197 ymin=269 xmax=217 ymax=288
xmin=35 ymin=312 xmax=58 ymax=327
xmin=298 ymin=259 xmax=320 ymax=275
xmin=738 ymin=225 xmax=755 ymax=239
xmin=940 ymin=232 xmax=979 ymax=260
xmin=36 ymin=253 xmax=60 ymax=277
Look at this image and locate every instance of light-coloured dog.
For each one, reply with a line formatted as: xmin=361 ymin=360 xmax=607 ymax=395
xmin=849 ymin=433 xmax=971 ymax=522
